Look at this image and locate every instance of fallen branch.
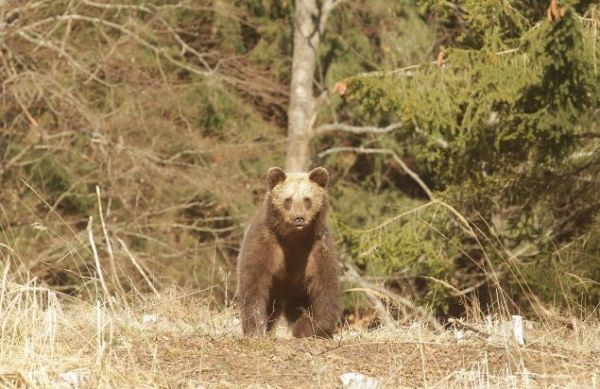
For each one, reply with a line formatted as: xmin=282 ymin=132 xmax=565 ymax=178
xmin=342 ymin=262 xmax=444 ymax=331
xmin=87 ymin=217 xmax=116 ymax=314
xmin=117 ymin=238 xmax=161 ymax=298
xmin=96 ymin=186 xmax=127 ymax=300
xmin=422 ymin=275 xmax=489 ymax=297
xmin=448 ymin=318 xmax=491 ymax=337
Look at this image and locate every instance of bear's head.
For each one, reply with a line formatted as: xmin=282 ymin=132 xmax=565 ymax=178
xmin=267 ymin=167 xmax=329 ymax=232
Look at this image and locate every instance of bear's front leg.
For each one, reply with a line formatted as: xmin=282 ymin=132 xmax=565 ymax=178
xmin=293 ymin=252 xmax=341 ymax=338
xmin=291 ymin=292 xmax=339 ymax=338
xmin=238 ymin=268 xmax=273 ymax=336
xmin=292 ymin=285 xmax=339 ymax=338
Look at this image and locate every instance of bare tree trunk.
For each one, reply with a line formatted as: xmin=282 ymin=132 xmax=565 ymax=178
xmin=286 ymin=0 xmax=319 ymax=172
xmin=286 ymin=0 xmax=338 ymax=172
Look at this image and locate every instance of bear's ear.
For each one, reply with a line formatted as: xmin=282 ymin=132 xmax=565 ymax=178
xmin=308 ymin=167 xmax=329 ymax=188
xmin=267 ymin=167 xmax=286 ymax=190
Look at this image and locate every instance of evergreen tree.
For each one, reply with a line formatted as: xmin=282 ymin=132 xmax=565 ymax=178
xmin=323 ymin=0 xmax=600 ymax=314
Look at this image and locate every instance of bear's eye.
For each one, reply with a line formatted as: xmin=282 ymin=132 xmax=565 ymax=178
xmin=284 ymin=198 xmax=292 ymax=209
xmin=303 ymin=197 xmax=312 ymax=209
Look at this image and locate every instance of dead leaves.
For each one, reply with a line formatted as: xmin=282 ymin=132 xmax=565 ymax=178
xmin=332 ymin=81 xmax=347 ymax=96
xmin=547 ymin=0 xmax=566 ymax=22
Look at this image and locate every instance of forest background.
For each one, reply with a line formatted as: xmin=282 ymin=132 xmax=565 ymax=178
xmin=1 ymin=0 xmax=599 ymax=323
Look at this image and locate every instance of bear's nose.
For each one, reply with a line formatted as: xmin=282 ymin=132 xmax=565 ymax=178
xmin=293 ymin=215 xmax=306 ymax=225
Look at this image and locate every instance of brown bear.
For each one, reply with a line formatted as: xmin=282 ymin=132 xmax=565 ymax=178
xmin=236 ymin=166 xmax=341 ymax=338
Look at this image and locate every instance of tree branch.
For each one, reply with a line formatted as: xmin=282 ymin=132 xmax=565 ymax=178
xmin=319 ymin=0 xmax=347 ymax=34
xmin=318 ymin=146 xmax=434 ymax=200
xmin=323 ymin=0 xmax=348 ymax=12
xmin=15 ymin=14 xmax=215 ymax=78
xmin=316 ymin=122 xmax=403 ymax=135
xmin=414 ymin=126 xmax=449 ymax=148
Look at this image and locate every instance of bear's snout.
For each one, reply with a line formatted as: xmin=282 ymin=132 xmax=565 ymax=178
xmin=293 ymin=215 xmax=306 ymax=228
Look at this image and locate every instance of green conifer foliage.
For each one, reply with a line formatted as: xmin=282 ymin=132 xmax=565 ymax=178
xmin=328 ymin=2 xmax=600 ymax=314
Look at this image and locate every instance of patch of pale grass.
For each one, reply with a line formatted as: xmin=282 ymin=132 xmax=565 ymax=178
xmin=0 ymin=265 xmax=598 ymax=388
xmin=0 ymin=273 xmax=237 ymax=387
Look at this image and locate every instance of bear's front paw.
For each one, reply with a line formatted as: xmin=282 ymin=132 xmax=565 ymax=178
xmin=292 ymin=315 xmax=315 ymax=338
xmin=292 ymin=315 xmax=333 ymax=338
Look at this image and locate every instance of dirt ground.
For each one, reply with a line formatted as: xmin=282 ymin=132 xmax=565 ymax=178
xmin=1 ymin=293 xmax=598 ymax=388
xmin=120 ymin=336 xmax=598 ymax=388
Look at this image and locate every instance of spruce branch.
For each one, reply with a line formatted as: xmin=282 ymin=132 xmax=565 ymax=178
xmin=354 ymin=48 xmax=520 ymax=79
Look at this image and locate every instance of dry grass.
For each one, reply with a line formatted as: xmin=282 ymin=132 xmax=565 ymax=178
xmin=1 ymin=183 xmax=597 ymax=388
xmin=0 ymin=269 xmax=598 ymax=388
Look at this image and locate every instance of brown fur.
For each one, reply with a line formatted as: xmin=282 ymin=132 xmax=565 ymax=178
xmin=236 ymin=167 xmax=341 ymax=338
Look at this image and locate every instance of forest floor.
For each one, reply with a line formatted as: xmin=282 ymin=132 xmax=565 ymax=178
xmin=0 ymin=289 xmax=598 ymax=388
xmin=129 ymin=333 xmax=598 ymax=388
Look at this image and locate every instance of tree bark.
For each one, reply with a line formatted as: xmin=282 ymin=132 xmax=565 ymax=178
xmin=285 ymin=0 xmax=330 ymax=172
xmin=286 ymin=0 xmax=318 ymax=172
